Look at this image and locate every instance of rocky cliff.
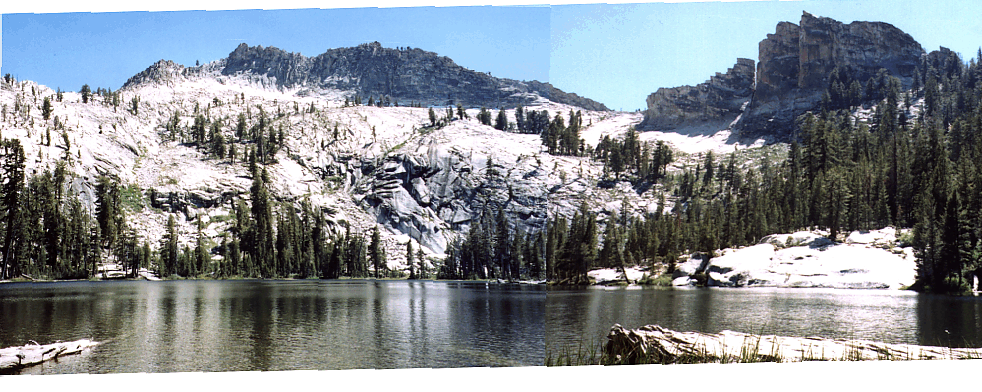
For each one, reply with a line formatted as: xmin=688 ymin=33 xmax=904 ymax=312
xmin=125 ymin=42 xmax=609 ymax=111
xmin=741 ymin=12 xmax=924 ymax=134
xmin=639 ymin=58 xmax=755 ymax=131
xmin=640 ymin=12 xmax=925 ymax=136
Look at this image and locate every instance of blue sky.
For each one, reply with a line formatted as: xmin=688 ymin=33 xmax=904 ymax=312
xmin=1 ymin=5 xmax=551 ymax=95
xmin=4 ymin=1 xmax=982 ymax=112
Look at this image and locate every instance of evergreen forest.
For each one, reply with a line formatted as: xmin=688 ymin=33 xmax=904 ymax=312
xmin=3 ymin=49 xmax=982 ymax=294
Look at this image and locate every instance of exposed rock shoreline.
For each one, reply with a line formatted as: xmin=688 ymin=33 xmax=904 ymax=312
xmin=588 ymin=227 xmax=915 ymax=289
xmin=672 ymin=227 xmax=914 ymax=289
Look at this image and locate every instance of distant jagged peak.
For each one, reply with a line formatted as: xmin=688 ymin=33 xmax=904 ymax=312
xmin=228 ymin=42 xmax=305 ymax=62
xmin=121 ymin=58 xmax=224 ymax=90
xmin=122 ymin=59 xmax=186 ymax=89
xmin=219 ymin=41 xmax=611 ymax=110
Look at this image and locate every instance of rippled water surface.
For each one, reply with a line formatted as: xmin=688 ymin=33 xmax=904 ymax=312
xmin=0 ymin=280 xmax=545 ymax=374
xmin=546 ymin=287 xmax=982 ymax=351
xmin=5 ymin=281 xmax=982 ymax=374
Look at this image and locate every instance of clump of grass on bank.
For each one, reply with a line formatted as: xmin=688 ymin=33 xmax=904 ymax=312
xmin=546 ymin=334 xmax=982 ymax=366
xmin=637 ymin=273 xmax=673 ymax=287
xmin=545 ymin=340 xmax=604 ymax=366
xmin=548 ymin=337 xmax=802 ymax=366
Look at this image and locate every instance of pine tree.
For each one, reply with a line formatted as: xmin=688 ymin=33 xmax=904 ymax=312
xmin=702 ymin=151 xmax=715 ymax=189
xmin=194 ymin=215 xmax=209 ymax=277
xmin=494 ymin=207 xmax=511 ymax=279
xmin=485 ymin=155 xmax=498 ymax=184
xmin=160 ymin=214 xmax=179 ymax=277
xmin=80 ymin=84 xmax=91 ymax=104
xmin=95 ymin=175 xmax=122 ymax=251
xmin=514 ymin=105 xmax=525 ymax=132
xmin=407 ymin=240 xmax=415 ymax=279
xmin=416 ymin=246 xmax=427 ymax=279
xmin=495 ymin=109 xmax=508 ymax=131
xmin=42 ymin=97 xmax=52 ymax=121
xmin=370 ymin=225 xmax=385 ymax=278
xmin=0 ymin=140 xmax=25 ymax=279
xmin=478 ymin=107 xmax=492 ymax=126
xmin=251 ymin=168 xmax=274 ymax=278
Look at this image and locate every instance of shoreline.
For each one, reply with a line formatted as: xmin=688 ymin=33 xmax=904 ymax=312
xmin=0 ymin=276 xmax=548 ymax=285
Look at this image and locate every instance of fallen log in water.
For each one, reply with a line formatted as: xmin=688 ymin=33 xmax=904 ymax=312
xmin=0 ymin=339 xmax=98 ymax=372
xmin=604 ymin=324 xmax=982 ymax=364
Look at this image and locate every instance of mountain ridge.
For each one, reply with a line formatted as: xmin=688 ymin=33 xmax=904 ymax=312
xmin=123 ymin=42 xmax=611 ymax=112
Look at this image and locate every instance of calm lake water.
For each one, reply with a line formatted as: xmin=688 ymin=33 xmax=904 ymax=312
xmin=4 ymin=281 xmax=982 ymax=374
xmin=0 ymin=280 xmax=545 ymax=374
xmin=546 ymin=286 xmax=982 ymax=352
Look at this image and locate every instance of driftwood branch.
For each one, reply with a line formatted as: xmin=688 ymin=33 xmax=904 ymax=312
xmin=0 ymin=339 xmax=98 ymax=372
xmin=604 ymin=324 xmax=982 ymax=364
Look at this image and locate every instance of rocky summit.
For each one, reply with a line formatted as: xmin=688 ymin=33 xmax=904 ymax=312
xmin=641 ymin=12 xmax=925 ymax=136
xmin=126 ymin=42 xmax=610 ymax=111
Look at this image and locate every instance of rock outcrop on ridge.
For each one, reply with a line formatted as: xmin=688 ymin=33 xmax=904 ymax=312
xmin=125 ymin=42 xmax=610 ymax=111
xmin=639 ymin=58 xmax=755 ymax=131
xmin=741 ymin=12 xmax=923 ymax=134
xmin=640 ymin=12 xmax=925 ymax=136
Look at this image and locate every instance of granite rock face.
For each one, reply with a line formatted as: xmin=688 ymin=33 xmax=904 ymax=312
xmin=639 ymin=58 xmax=755 ymax=131
xmin=354 ymin=146 xmax=550 ymax=254
xmin=129 ymin=42 xmax=609 ymax=111
xmin=741 ymin=12 xmax=924 ymax=135
xmin=640 ymin=12 xmax=925 ymax=137
xmin=524 ymin=80 xmax=610 ymax=112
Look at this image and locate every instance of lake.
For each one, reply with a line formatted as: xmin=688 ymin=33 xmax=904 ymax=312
xmin=546 ymin=286 xmax=982 ymax=353
xmin=4 ymin=281 xmax=982 ymax=374
xmin=0 ymin=280 xmax=545 ymax=374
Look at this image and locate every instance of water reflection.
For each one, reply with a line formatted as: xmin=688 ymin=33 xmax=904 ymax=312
xmin=0 ymin=280 xmax=545 ymax=374
xmin=6 ymin=281 xmax=982 ymax=374
xmin=916 ymin=294 xmax=982 ymax=347
xmin=546 ymin=287 xmax=982 ymax=351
